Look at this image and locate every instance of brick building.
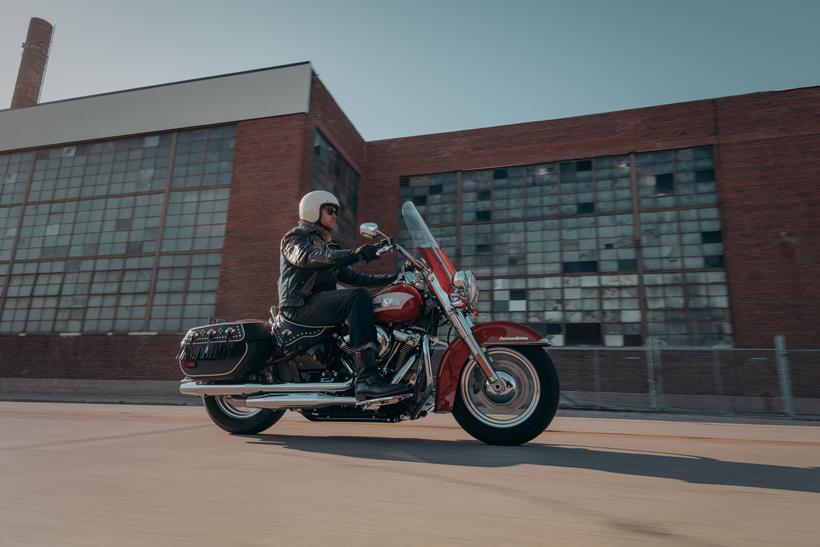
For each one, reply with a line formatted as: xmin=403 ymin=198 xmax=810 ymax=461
xmin=0 ymin=61 xmax=818 ymax=396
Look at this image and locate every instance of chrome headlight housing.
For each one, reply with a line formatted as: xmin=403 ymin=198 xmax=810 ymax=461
xmin=452 ymin=270 xmax=479 ymax=310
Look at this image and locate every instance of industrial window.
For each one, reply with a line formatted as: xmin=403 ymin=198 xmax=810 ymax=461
xmin=172 ymin=126 xmax=235 ymax=188
xmin=148 ymin=253 xmax=221 ymax=332
xmin=313 ymin=131 xmax=361 ymax=245
xmin=510 ymin=289 xmax=527 ymax=300
xmin=161 ymin=188 xmax=230 ymax=252
xmin=701 ymin=231 xmax=722 ymax=244
xmin=563 ymin=261 xmax=598 ymax=273
xmin=577 ymin=202 xmax=595 ymax=214
xmin=395 ymin=145 xmax=730 ymax=347
xmin=0 ymin=126 xmax=234 ymax=334
xmin=624 ymin=334 xmax=643 ymax=347
xmin=695 ymin=169 xmax=715 ymax=183
xmin=0 ymin=151 xmax=33 ymax=205
xmin=655 ymin=173 xmax=675 ymax=195
xmin=638 ymin=147 xmax=716 ymax=210
xmin=704 ymin=255 xmax=725 ymax=268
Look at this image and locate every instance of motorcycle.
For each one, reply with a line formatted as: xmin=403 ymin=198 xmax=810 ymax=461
xmin=177 ymin=201 xmax=559 ymax=445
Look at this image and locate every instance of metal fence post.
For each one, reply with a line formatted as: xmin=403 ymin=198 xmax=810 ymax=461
xmin=646 ymin=338 xmax=659 ymax=410
xmin=774 ymin=335 xmax=795 ymax=416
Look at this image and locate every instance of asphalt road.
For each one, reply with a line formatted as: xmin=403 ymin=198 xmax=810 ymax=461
xmin=1 ymin=402 xmax=818 ymax=547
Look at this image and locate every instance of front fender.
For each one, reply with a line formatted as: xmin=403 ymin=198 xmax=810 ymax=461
xmin=434 ymin=321 xmax=552 ymax=412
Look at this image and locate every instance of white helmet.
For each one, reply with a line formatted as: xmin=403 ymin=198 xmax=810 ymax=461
xmin=299 ymin=190 xmax=340 ymax=223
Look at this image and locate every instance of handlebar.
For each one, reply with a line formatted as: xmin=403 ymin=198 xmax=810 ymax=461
xmin=375 ymin=238 xmax=395 ymax=257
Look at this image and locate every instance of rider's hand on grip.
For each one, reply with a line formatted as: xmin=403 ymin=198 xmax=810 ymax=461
xmin=375 ymin=238 xmax=395 ymax=257
xmin=355 ymin=244 xmax=380 ymax=262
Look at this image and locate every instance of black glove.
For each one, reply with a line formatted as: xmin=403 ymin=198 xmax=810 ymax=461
xmin=355 ymin=244 xmax=380 ymax=262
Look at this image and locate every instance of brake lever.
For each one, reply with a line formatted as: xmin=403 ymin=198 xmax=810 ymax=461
xmin=375 ymin=238 xmax=395 ymax=256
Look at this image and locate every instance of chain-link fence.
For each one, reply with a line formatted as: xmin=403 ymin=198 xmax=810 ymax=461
xmin=548 ymin=336 xmax=820 ymax=417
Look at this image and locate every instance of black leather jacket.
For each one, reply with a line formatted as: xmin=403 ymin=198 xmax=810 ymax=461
xmin=278 ymin=222 xmax=394 ymax=308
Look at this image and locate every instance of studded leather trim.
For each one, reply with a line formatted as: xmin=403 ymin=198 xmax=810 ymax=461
xmin=272 ymin=314 xmax=332 ymax=347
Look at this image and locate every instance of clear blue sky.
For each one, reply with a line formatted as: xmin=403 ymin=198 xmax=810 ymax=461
xmin=1 ymin=0 xmax=818 ymax=140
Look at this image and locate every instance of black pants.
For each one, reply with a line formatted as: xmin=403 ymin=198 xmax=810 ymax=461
xmin=282 ymin=288 xmax=376 ymax=349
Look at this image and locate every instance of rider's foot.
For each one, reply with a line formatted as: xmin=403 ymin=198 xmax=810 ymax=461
xmin=352 ymin=344 xmax=411 ymax=402
xmin=355 ymin=370 xmax=411 ymax=402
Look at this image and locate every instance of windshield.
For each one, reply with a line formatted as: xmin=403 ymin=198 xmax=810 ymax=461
xmin=402 ymin=201 xmax=440 ymax=249
xmin=401 ymin=201 xmax=456 ymax=291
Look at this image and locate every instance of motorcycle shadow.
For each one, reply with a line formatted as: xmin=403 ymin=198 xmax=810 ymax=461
xmin=244 ymin=433 xmax=820 ymax=494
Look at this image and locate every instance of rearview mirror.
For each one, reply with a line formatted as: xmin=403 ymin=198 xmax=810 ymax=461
xmin=359 ymin=222 xmax=380 ymax=239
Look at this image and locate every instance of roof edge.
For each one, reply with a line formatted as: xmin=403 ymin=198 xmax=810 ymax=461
xmin=0 ymin=61 xmax=312 ymax=114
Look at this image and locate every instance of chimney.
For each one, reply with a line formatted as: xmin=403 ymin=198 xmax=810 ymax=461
xmin=11 ymin=17 xmax=54 ymax=109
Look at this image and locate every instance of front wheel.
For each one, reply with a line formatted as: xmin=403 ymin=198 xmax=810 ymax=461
xmin=203 ymin=395 xmax=285 ymax=435
xmin=453 ymin=346 xmax=559 ymax=446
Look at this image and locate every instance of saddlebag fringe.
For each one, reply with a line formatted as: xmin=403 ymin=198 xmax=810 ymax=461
xmin=177 ymin=341 xmax=236 ymax=362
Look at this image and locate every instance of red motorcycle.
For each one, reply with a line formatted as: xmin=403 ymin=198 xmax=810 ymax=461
xmin=177 ymin=202 xmax=559 ymax=445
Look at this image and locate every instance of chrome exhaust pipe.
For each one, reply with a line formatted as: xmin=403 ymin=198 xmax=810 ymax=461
xmin=179 ymin=380 xmax=353 ymax=397
xmin=242 ymin=393 xmax=357 ymax=410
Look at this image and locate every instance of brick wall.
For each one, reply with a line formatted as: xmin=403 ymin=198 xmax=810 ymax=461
xmin=0 ymin=334 xmax=181 ymax=380
xmin=215 ymin=114 xmax=310 ymax=320
xmin=2 ymin=77 xmax=818 ymax=389
xmin=361 ymin=86 xmax=820 ymax=348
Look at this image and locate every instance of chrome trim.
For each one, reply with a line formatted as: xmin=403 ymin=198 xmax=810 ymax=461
xmin=425 ymin=271 xmax=501 ymax=388
xmin=391 ymin=355 xmax=417 ymax=384
xmin=421 ymin=335 xmax=433 ymax=395
xmin=179 ymin=379 xmax=353 ymax=397
xmin=428 ymin=335 xmax=448 ymax=349
xmin=359 ymin=222 xmax=380 ymax=239
xmin=459 ymin=347 xmax=541 ymax=428
xmin=393 ymin=330 xmax=420 ymax=346
xmin=213 ymin=396 xmax=264 ymax=419
xmin=244 ymin=393 xmax=357 ymax=410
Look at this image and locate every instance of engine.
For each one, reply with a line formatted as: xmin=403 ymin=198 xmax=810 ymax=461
xmin=337 ymin=326 xmax=421 ymax=381
xmin=338 ymin=326 xmax=392 ymax=360
xmin=253 ymin=326 xmax=420 ymax=385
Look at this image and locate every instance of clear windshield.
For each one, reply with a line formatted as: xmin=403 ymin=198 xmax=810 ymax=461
xmin=401 ymin=201 xmax=440 ymax=249
xmin=401 ymin=201 xmax=456 ymax=290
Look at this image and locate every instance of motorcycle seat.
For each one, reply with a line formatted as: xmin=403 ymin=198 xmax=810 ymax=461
xmin=271 ymin=313 xmax=334 ymax=349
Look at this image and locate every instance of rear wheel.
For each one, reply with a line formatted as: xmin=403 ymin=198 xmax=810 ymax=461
xmin=453 ymin=346 xmax=559 ymax=446
xmin=203 ymin=395 xmax=285 ymax=434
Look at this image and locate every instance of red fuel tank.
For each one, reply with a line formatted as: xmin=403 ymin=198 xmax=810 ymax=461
xmin=373 ymin=283 xmax=424 ymax=325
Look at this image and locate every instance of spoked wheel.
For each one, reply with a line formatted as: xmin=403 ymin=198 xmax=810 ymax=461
xmin=453 ymin=346 xmax=559 ymax=446
xmin=203 ymin=395 xmax=285 ymax=435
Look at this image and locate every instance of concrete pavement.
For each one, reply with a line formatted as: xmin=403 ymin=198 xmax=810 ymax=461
xmin=1 ymin=402 xmax=818 ymax=546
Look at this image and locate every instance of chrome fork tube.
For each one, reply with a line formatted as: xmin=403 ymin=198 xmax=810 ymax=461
xmin=421 ymin=335 xmax=433 ymax=394
xmin=425 ymin=272 xmax=505 ymax=393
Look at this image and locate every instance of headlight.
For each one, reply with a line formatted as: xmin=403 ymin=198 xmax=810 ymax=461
xmin=452 ymin=270 xmax=479 ymax=310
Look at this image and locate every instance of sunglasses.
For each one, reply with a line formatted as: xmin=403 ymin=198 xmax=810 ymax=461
xmin=323 ymin=206 xmax=339 ymax=216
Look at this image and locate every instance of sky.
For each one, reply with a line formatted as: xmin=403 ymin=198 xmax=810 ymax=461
xmin=0 ymin=0 xmax=818 ymax=141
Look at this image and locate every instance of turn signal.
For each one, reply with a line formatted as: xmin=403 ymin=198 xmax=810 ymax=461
xmin=181 ymin=361 xmax=197 ymax=368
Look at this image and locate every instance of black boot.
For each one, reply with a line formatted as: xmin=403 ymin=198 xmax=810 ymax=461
xmin=353 ymin=345 xmax=411 ymax=402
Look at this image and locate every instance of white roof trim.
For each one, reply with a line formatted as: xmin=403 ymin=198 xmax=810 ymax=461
xmin=0 ymin=63 xmax=312 ymax=153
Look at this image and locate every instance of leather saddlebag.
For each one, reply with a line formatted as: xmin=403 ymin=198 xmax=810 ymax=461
xmin=177 ymin=321 xmax=273 ymax=379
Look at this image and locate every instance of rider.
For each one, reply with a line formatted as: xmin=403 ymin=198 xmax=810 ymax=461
xmin=278 ymin=190 xmax=411 ymax=402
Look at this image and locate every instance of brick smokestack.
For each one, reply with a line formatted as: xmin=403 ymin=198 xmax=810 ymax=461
xmin=11 ymin=17 xmax=54 ymax=109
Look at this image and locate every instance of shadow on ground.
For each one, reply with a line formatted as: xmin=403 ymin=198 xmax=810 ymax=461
xmin=245 ymin=434 xmax=820 ymax=494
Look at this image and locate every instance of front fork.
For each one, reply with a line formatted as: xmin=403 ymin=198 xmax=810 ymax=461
xmin=426 ymin=273 xmax=508 ymax=396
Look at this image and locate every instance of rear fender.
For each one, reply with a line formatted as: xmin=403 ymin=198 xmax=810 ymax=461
xmin=434 ymin=321 xmax=552 ymax=412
